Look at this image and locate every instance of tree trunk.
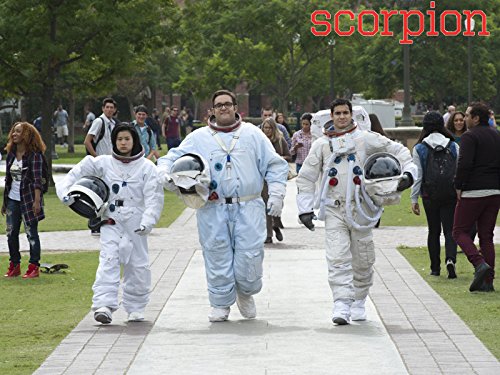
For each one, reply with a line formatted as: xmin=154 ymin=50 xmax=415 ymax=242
xmin=41 ymin=82 xmax=55 ymax=187
xmin=68 ymin=90 xmax=75 ymax=153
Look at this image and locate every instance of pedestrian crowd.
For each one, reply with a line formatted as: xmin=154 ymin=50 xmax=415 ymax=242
xmin=2 ymin=92 xmax=499 ymax=326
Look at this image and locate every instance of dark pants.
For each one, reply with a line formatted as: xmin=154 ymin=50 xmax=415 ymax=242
xmin=453 ymin=195 xmax=500 ymax=283
xmin=422 ymin=198 xmax=457 ymax=273
xmin=261 ymin=182 xmax=280 ymax=239
xmin=296 ymin=163 xmax=303 ymax=174
xmin=6 ymin=198 xmax=41 ymax=265
xmin=166 ymin=137 xmax=181 ymax=150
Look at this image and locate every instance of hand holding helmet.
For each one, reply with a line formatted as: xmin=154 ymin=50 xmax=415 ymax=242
xmin=267 ymin=195 xmax=284 ymax=217
xmin=397 ymin=172 xmax=414 ymax=191
xmin=62 ymin=195 xmax=75 ymax=206
xmin=299 ymin=213 xmax=316 ymax=231
xmin=134 ymin=225 xmax=152 ymax=236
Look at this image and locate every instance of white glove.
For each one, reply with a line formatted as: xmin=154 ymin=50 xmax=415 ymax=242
xmin=267 ymin=195 xmax=284 ymax=217
xmin=62 ymin=195 xmax=75 ymax=206
xmin=134 ymin=225 xmax=152 ymax=236
xmin=164 ymin=177 xmax=178 ymax=192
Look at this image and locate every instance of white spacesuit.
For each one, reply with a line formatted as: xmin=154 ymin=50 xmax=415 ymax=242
xmin=57 ymin=126 xmax=164 ymax=323
xmin=297 ymin=117 xmax=416 ymax=324
xmin=158 ymin=113 xmax=288 ymax=320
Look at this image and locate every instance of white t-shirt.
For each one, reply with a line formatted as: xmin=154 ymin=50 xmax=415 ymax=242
xmin=88 ymin=115 xmax=115 ymax=156
xmin=8 ymin=158 xmax=23 ymax=201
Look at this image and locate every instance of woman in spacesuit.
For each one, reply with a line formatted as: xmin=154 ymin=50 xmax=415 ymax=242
xmin=57 ymin=124 xmax=164 ymax=324
xmin=296 ymin=99 xmax=417 ymax=325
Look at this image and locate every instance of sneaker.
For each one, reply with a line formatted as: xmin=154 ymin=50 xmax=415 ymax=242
xmin=332 ymin=300 xmax=351 ymax=325
xmin=264 ymin=237 xmax=272 ymax=244
xmin=127 ymin=311 xmax=145 ymax=322
xmin=91 ymin=228 xmax=100 ymax=237
xmin=273 ymin=227 xmax=283 ymax=242
xmin=430 ymin=271 xmax=440 ymax=276
xmin=22 ymin=264 xmax=39 ymax=279
xmin=446 ymin=259 xmax=457 ymax=279
xmin=351 ymin=298 xmax=367 ymax=321
xmin=470 ymin=262 xmax=491 ymax=292
xmin=236 ymin=293 xmax=256 ymax=319
xmin=208 ymin=307 xmax=230 ymax=322
xmin=4 ymin=262 xmax=21 ymax=277
xmin=94 ymin=307 xmax=113 ymax=324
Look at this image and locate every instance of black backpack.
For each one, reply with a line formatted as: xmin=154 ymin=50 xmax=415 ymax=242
xmin=421 ymin=141 xmax=457 ymax=201
xmin=88 ymin=117 xmax=120 ymax=154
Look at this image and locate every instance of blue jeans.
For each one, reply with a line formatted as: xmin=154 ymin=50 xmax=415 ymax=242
xmin=6 ymin=198 xmax=41 ymax=265
xmin=296 ymin=163 xmax=303 ymax=173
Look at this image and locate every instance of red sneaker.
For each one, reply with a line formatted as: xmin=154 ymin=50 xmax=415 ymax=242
xmin=4 ymin=262 xmax=21 ymax=277
xmin=22 ymin=264 xmax=40 ymax=279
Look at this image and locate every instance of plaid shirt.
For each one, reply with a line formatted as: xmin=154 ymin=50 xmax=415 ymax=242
xmin=3 ymin=151 xmax=45 ymax=224
xmin=291 ymin=130 xmax=313 ymax=164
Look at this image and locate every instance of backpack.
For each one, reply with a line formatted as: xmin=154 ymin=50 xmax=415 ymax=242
xmin=88 ymin=117 xmax=120 ymax=154
xmin=29 ymin=152 xmax=49 ymax=193
xmin=420 ymin=141 xmax=457 ymax=201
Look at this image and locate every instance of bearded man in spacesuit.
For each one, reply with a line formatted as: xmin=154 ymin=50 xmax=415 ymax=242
xmin=57 ymin=124 xmax=164 ymax=324
xmin=158 ymin=89 xmax=288 ymax=322
xmin=296 ymin=99 xmax=417 ymax=325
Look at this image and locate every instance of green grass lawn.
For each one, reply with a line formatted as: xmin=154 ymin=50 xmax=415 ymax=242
xmin=0 ymin=251 xmax=99 ymax=375
xmin=399 ymin=246 xmax=500 ymax=360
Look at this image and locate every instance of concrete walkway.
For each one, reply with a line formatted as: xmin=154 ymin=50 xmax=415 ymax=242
xmin=2 ymin=178 xmax=498 ymax=374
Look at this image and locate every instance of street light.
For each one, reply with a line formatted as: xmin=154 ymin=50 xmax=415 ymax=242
xmin=400 ymin=43 xmax=414 ymax=127
xmin=328 ymin=38 xmax=335 ymax=100
xmin=465 ymin=18 xmax=475 ymax=104
xmin=400 ymin=0 xmax=416 ymax=127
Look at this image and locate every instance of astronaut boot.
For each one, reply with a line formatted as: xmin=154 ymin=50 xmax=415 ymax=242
xmin=332 ymin=299 xmax=352 ymax=325
xmin=351 ymin=298 xmax=367 ymax=321
xmin=127 ymin=311 xmax=145 ymax=322
xmin=208 ymin=307 xmax=230 ymax=322
xmin=94 ymin=307 xmax=113 ymax=324
xmin=236 ymin=293 xmax=257 ymax=319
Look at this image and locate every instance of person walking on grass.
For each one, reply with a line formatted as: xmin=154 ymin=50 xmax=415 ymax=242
xmin=2 ymin=122 xmax=46 ymax=279
xmin=452 ymin=103 xmax=500 ymax=293
xmin=410 ymin=112 xmax=459 ymax=279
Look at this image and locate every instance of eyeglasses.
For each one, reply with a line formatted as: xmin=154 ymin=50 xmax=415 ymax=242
xmin=213 ymin=102 xmax=234 ymax=110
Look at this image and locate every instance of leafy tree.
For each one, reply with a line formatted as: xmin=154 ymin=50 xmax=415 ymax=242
xmin=0 ymin=0 xmax=177 ymax=180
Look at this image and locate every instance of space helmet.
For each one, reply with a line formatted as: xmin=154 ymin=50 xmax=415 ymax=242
xmin=363 ymin=153 xmax=403 ymax=206
xmin=66 ymin=176 xmax=109 ymax=219
xmin=352 ymin=105 xmax=371 ymax=131
xmin=169 ymin=153 xmax=211 ymax=209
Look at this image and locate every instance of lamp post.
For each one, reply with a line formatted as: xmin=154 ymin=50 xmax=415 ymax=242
xmin=328 ymin=38 xmax=335 ymax=100
xmin=400 ymin=43 xmax=414 ymax=127
xmin=465 ymin=18 xmax=475 ymax=104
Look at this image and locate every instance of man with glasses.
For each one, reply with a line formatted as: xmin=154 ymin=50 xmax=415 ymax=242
xmin=162 ymin=106 xmax=181 ymax=150
xmin=158 ymin=89 xmax=288 ymax=322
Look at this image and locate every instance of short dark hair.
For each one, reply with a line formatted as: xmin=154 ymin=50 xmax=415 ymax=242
xmin=261 ymin=106 xmax=273 ymax=113
xmin=301 ymin=113 xmax=313 ymax=122
xmin=212 ymin=90 xmax=237 ymax=106
xmin=330 ymin=98 xmax=352 ymax=114
xmin=102 ymin=97 xmax=116 ymax=107
xmin=469 ymin=102 xmax=490 ymax=125
xmin=134 ymin=105 xmax=148 ymax=114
